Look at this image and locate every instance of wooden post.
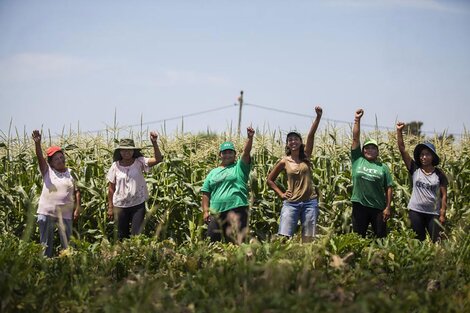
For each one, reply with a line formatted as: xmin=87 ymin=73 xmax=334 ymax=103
xmin=237 ymin=90 xmax=244 ymax=136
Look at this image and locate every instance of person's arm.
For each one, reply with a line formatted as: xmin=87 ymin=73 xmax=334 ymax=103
xmin=383 ymin=186 xmax=393 ymax=221
xmin=352 ymin=109 xmax=363 ymax=150
xmin=202 ymin=192 xmax=211 ymax=223
xmin=396 ymin=122 xmax=413 ymax=170
xmin=439 ymin=186 xmax=447 ymax=224
xmin=304 ymin=106 xmax=322 ymax=158
xmin=266 ymin=159 xmax=291 ymax=199
xmin=73 ymin=189 xmax=81 ymax=221
xmin=32 ymin=130 xmax=48 ymax=176
xmin=107 ymin=182 xmax=115 ymax=220
xmin=241 ymin=126 xmax=255 ymax=165
xmin=147 ymin=131 xmax=163 ymax=167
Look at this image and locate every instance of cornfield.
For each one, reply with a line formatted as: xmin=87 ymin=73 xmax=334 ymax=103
xmin=1 ymin=126 xmax=469 ymax=312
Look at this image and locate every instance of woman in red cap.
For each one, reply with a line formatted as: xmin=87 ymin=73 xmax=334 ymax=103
xmin=32 ymin=130 xmax=81 ymax=257
xmin=350 ymin=109 xmax=393 ymax=238
xmin=396 ymin=122 xmax=448 ymax=242
xmin=267 ymin=106 xmax=323 ymax=242
xmin=107 ymin=132 xmax=162 ymax=240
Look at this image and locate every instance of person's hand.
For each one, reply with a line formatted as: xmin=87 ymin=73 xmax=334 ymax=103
xmin=383 ymin=207 xmax=391 ymax=222
xmin=150 ymin=131 xmax=158 ymax=144
xmin=203 ymin=210 xmax=211 ymax=224
xmin=281 ymin=190 xmax=292 ymax=200
xmin=73 ymin=208 xmax=80 ymax=222
xmin=315 ymin=106 xmax=323 ymax=117
xmin=107 ymin=206 xmax=114 ymax=221
xmin=247 ymin=126 xmax=255 ymax=139
xmin=355 ymin=109 xmax=364 ymax=120
xmin=439 ymin=214 xmax=446 ymax=224
xmin=396 ymin=122 xmax=405 ymax=132
xmin=32 ymin=130 xmax=41 ymax=143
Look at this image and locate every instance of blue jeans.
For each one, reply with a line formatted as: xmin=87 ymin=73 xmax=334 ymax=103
xmin=38 ymin=214 xmax=73 ymax=257
xmin=278 ymin=198 xmax=319 ymax=237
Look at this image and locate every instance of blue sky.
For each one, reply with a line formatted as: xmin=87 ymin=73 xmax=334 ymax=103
xmin=1 ymin=0 xmax=469 ymax=138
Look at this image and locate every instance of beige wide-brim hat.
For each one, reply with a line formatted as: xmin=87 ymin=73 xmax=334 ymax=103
xmin=113 ymin=138 xmax=143 ymax=161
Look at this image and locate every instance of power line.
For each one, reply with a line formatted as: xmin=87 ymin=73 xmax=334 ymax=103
xmin=242 ymin=102 xmax=466 ymax=137
xmin=17 ymin=101 xmax=465 ymax=138
xmin=244 ymin=102 xmax=391 ymax=129
xmin=82 ymin=104 xmax=235 ymax=135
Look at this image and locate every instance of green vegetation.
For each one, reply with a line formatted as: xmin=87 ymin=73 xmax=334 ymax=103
xmin=1 ymin=128 xmax=469 ymax=312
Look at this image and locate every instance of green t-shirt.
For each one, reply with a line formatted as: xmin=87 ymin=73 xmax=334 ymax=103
xmin=201 ymin=159 xmax=251 ymax=213
xmin=351 ymin=147 xmax=393 ymax=210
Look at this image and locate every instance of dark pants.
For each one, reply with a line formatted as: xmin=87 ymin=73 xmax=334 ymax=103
xmin=207 ymin=206 xmax=248 ymax=244
xmin=409 ymin=210 xmax=442 ymax=242
xmin=352 ymin=202 xmax=387 ymax=238
xmin=115 ymin=202 xmax=146 ymax=240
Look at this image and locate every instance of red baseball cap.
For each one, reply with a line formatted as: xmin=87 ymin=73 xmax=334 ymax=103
xmin=46 ymin=146 xmax=63 ymax=157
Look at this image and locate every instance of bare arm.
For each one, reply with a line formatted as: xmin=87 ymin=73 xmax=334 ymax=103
xmin=267 ymin=159 xmax=291 ymax=199
xmin=439 ymin=186 xmax=447 ymax=224
xmin=382 ymin=186 xmax=393 ymax=222
xmin=107 ymin=182 xmax=115 ymax=220
xmin=352 ymin=109 xmax=363 ymax=150
xmin=396 ymin=122 xmax=413 ymax=170
xmin=202 ymin=192 xmax=211 ymax=223
xmin=73 ymin=189 xmax=81 ymax=221
xmin=241 ymin=126 xmax=255 ymax=165
xmin=147 ymin=131 xmax=163 ymax=167
xmin=304 ymin=106 xmax=322 ymax=158
xmin=32 ymin=130 xmax=48 ymax=176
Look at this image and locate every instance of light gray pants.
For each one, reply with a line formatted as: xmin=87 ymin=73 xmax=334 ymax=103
xmin=38 ymin=214 xmax=72 ymax=257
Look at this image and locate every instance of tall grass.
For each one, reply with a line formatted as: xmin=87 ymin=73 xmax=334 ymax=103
xmin=1 ymin=126 xmax=469 ymax=312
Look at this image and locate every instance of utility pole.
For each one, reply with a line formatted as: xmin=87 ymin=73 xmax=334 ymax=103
xmin=237 ymin=90 xmax=243 ymax=136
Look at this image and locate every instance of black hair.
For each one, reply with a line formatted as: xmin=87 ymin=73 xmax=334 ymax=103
xmin=285 ymin=133 xmax=311 ymax=166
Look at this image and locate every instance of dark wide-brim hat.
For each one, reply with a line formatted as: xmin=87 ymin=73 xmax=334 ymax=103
xmin=413 ymin=142 xmax=440 ymax=166
xmin=113 ymin=138 xmax=143 ymax=162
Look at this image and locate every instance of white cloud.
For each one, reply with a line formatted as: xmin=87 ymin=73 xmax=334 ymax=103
xmin=0 ymin=53 xmax=97 ymax=82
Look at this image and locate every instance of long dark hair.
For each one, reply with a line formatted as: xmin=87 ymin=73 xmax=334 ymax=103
xmin=285 ymin=134 xmax=311 ymax=166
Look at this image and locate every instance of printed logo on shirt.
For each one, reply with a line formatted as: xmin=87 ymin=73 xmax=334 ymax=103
xmin=416 ymin=180 xmax=438 ymax=192
xmin=212 ymin=170 xmax=232 ymax=184
xmin=358 ymin=166 xmax=381 ymax=181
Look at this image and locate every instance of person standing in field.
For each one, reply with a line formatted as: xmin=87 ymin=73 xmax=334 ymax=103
xmin=107 ymin=132 xmax=163 ymax=240
xmin=266 ymin=106 xmax=323 ymax=243
xmin=201 ymin=126 xmax=255 ymax=244
xmin=396 ymin=122 xmax=448 ymax=242
xmin=32 ymin=130 xmax=81 ymax=257
xmin=350 ymin=109 xmax=393 ymax=238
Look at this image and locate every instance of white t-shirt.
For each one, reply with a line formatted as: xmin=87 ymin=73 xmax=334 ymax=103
xmin=37 ymin=165 xmax=76 ymax=219
xmin=106 ymin=157 xmax=151 ymax=208
xmin=408 ymin=161 xmax=448 ymax=215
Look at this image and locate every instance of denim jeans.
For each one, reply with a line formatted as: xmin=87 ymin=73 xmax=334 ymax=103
xmin=278 ymin=198 xmax=319 ymax=237
xmin=38 ymin=214 xmax=73 ymax=257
